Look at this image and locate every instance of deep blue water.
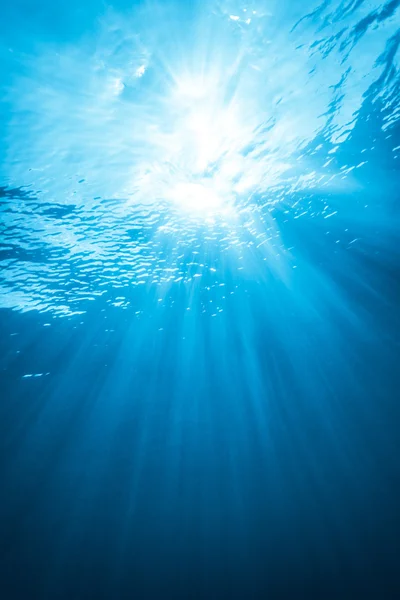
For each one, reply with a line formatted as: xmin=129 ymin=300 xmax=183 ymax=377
xmin=1 ymin=1 xmax=400 ymax=598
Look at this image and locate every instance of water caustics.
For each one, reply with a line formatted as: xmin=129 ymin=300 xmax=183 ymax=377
xmin=0 ymin=0 xmax=399 ymax=315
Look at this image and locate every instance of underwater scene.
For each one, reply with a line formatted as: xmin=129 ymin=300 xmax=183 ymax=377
xmin=0 ymin=0 xmax=400 ymax=598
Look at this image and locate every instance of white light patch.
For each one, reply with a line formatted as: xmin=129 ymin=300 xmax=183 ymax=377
xmin=168 ymin=181 xmax=228 ymax=215
xmin=135 ymin=65 xmax=146 ymax=77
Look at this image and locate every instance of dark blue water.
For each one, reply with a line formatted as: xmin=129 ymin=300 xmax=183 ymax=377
xmin=1 ymin=1 xmax=400 ymax=598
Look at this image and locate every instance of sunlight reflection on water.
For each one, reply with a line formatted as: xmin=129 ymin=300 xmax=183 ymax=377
xmin=0 ymin=0 xmax=399 ymax=314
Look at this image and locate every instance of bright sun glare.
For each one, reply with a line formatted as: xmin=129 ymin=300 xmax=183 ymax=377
xmin=162 ymin=75 xmax=251 ymax=216
xmin=168 ymin=181 xmax=226 ymax=214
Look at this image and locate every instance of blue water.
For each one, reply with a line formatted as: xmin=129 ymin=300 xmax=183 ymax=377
xmin=1 ymin=0 xmax=400 ymax=598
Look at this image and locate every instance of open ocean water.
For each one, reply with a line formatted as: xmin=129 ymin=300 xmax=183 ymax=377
xmin=0 ymin=1 xmax=400 ymax=598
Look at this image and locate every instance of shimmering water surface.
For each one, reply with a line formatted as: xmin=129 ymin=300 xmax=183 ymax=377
xmin=1 ymin=0 xmax=400 ymax=598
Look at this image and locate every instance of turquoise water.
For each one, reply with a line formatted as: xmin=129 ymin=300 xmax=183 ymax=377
xmin=1 ymin=1 xmax=400 ymax=598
